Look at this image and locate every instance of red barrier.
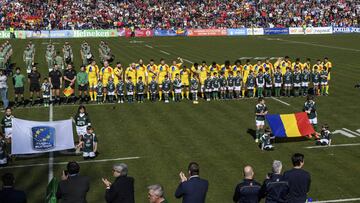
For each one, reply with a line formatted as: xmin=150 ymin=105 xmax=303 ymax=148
xmin=187 ymin=29 xmax=227 ymax=37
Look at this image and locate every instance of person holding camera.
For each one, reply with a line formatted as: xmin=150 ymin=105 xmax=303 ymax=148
xmin=56 ymin=161 xmax=90 ymax=203
xmin=260 ymin=160 xmax=289 ymax=203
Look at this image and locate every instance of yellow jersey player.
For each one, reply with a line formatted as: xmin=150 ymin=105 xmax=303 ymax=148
xmin=208 ymin=61 xmax=220 ymax=77
xmin=147 ymin=59 xmax=158 ymax=99
xmin=312 ymin=59 xmax=323 ymax=73
xmin=303 ymin=58 xmax=311 ymax=72
xmin=125 ymin=63 xmax=137 ymax=84
xmin=201 ymin=61 xmax=208 ymax=72
xmin=242 ymin=59 xmax=253 ymax=97
xmin=170 ymin=57 xmax=183 ymax=99
xmin=280 ymin=56 xmax=291 ymax=75
xmin=196 ymin=63 xmax=208 ymax=99
xmin=86 ymin=60 xmax=99 ymax=101
xmin=157 ymin=59 xmax=169 ymax=101
xmin=253 ymin=60 xmax=263 ymax=76
xmin=136 ymin=59 xmax=147 ymax=84
xmin=113 ymin=62 xmax=123 ymax=85
xmin=100 ymin=60 xmax=113 ymax=101
xmin=232 ymin=60 xmax=242 ymax=76
xmin=220 ymin=60 xmax=231 ymax=78
xmin=292 ymin=58 xmax=303 ymax=71
xmin=263 ymin=58 xmax=274 ymax=74
xmin=323 ymin=57 xmax=332 ymax=95
xmin=180 ymin=64 xmax=191 ymax=99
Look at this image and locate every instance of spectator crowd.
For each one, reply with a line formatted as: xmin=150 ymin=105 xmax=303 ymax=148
xmin=0 ymin=0 xmax=359 ymax=30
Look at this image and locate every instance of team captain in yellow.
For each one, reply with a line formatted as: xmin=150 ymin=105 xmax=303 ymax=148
xmin=100 ymin=60 xmax=114 ymax=101
xmin=86 ymin=60 xmax=99 ymax=101
xmin=170 ymin=57 xmax=183 ymax=99
xmin=157 ymin=59 xmax=169 ymax=101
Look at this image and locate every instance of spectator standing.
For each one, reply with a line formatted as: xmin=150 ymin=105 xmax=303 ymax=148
xmin=63 ymin=64 xmax=77 ymax=104
xmin=175 ymin=162 xmax=208 ymax=203
xmin=233 ymin=165 xmax=261 ymax=203
xmin=283 ymin=153 xmax=311 ymax=203
xmin=260 ymin=160 xmax=289 ymax=203
xmin=148 ymin=184 xmax=168 ymax=203
xmin=0 ymin=173 xmax=27 ymax=203
xmin=0 ymin=70 xmax=8 ymax=109
xmin=56 ymin=161 xmax=90 ymax=203
xmin=102 ymin=163 xmax=135 ymax=203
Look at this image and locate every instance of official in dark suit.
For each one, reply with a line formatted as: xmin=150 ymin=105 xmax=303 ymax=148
xmin=0 ymin=173 xmax=27 ymax=203
xmin=233 ymin=165 xmax=261 ymax=203
xmin=56 ymin=161 xmax=90 ymax=203
xmin=102 ymin=163 xmax=135 ymax=203
xmin=260 ymin=160 xmax=289 ymax=203
xmin=283 ymin=153 xmax=311 ymax=203
xmin=175 ymin=162 xmax=209 ymax=203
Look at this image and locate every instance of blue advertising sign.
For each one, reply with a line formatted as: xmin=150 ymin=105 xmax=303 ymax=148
xmin=333 ymin=27 xmax=360 ymax=33
xmin=227 ymin=28 xmax=247 ymax=36
xmin=49 ymin=30 xmax=74 ymax=38
xmin=154 ymin=29 xmax=187 ymax=36
xmin=264 ymin=28 xmax=289 ymax=35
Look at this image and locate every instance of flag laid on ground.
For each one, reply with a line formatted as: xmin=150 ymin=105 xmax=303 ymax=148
xmin=12 ymin=118 xmax=74 ymax=154
xmin=46 ymin=177 xmax=58 ymax=203
xmin=265 ymin=112 xmax=315 ymax=138
xmin=63 ymin=86 xmax=74 ymax=97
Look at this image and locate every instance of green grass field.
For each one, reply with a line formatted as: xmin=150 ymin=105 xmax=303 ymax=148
xmin=0 ymin=34 xmax=360 ymax=203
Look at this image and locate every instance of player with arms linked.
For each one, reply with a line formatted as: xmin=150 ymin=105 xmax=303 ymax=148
xmin=255 ymin=98 xmax=268 ymax=143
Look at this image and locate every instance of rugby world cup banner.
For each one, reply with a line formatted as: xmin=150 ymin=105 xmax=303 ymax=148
xmin=187 ymin=29 xmax=227 ymax=37
xmin=12 ymin=118 xmax=74 ymax=154
xmin=125 ymin=29 xmax=154 ymax=37
xmin=227 ymin=28 xmax=247 ymax=36
xmin=264 ymin=28 xmax=289 ymax=35
xmin=154 ymin=29 xmax=187 ymax=36
xmin=73 ymin=29 xmax=118 ymax=38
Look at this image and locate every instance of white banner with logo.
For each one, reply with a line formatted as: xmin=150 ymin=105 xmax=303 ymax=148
xmin=12 ymin=118 xmax=74 ymax=154
xmin=289 ymin=27 xmax=305 ymax=35
xmin=246 ymin=28 xmax=264 ymax=35
xmin=305 ymin=27 xmax=333 ymax=35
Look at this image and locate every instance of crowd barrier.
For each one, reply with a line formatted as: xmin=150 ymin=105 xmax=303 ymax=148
xmin=0 ymin=27 xmax=359 ymax=39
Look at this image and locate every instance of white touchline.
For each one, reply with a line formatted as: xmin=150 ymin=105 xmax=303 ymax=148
xmin=312 ymin=197 xmax=360 ymax=203
xmin=145 ymin=44 xmax=153 ymax=49
xmin=1 ymin=157 xmax=141 ymax=170
xmin=182 ymin=58 xmax=194 ymax=64
xmin=271 ymin=97 xmax=291 ymax=106
xmin=270 ymin=38 xmax=360 ymax=52
xmin=342 ymin=128 xmax=360 ymax=136
xmin=48 ymin=91 xmax=54 ymax=183
xmin=305 ymin=143 xmax=360 ymax=149
xmin=159 ymin=50 xmax=171 ymax=55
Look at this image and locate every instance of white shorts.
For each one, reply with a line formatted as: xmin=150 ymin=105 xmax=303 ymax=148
xmin=76 ymin=126 xmax=87 ymax=136
xmin=302 ymin=82 xmax=309 ymax=87
xmin=313 ymin=83 xmax=319 ymax=86
xmin=309 ymin=118 xmax=318 ymax=125
xmin=4 ymin=128 xmax=12 ymax=139
xmin=284 ymin=84 xmax=292 ymax=87
xmin=257 ymin=84 xmax=264 ymax=88
xmin=294 ymin=83 xmax=301 ymax=87
xmin=175 ymin=89 xmax=182 ymax=94
xmin=234 ymin=86 xmax=241 ymax=91
xmin=108 ymin=91 xmax=115 ymax=96
xmin=247 ymin=87 xmax=254 ymax=90
xmin=265 ymin=84 xmax=272 ymax=88
xmin=274 ymin=83 xmax=282 ymax=87
xmin=319 ymin=139 xmax=329 ymax=145
xmin=0 ymin=158 xmax=7 ymax=165
xmin=127 ymin=92 xmax=134 ymax=96
xmin=227 ymin=87 xmax=234 ymax=91
xmin=163 ymin=90 xmax=170 ymax=94
xmin=213 ymin=88 xmax=219 ymax=92
xmin=43 ymin=95 xmax=50 ymax=98
xmin=191 ymin=90 xmax=198 ymax=94
xmin=200 ymin=85 xmax=204 ymax=92
xmin=205 ymin=89 xmax=212 ymax=92
xmin=321 ymin=82 xmax=328 ymax=85
xmin=159 ymin=85 xmax=163 ymax=88
xmin=83 ymin=151 xmax=96 ymax=158
xmin=220 ymin=87 xmax=226 ymax=91
xmin=256 ymin=120 xmax=265 ymax=126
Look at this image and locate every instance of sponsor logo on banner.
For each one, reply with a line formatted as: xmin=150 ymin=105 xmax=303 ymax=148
xmin=49 ymin=30 xmax=74 ymax=38
xmin=125 ymin=29 xmax=154 ymax=37
xmin=305 ymin=27 xmax=332 ymax=35
xmin=333 ymin=27 xmax=351 ymax=33
xmin=15 ymin=31 xmax=26 ymax=39
xmin=118 ymin=29 xmax=126 ymax=36
xmin=32 ymin=126 xmax=55 ymax=150
xmin=289 ymin=27 xmax=305 ymax=35
xmin=227 ymin=28 xmax=247 ymax=36
xmin=246 ymin=28 xmax=264 ymax=35
xmin=73 ymin=30 xmax=118 ymax=38
xmin=187 ymin=29 xmax=227 ymax=37
xmin=154 ymin=29 xmax=187 ymax=36
xmin=0 ymin=31 xmax=10 ymax=39
xmin=351 ymin=27 xmax=360 ymax=33
xmin=264 ymin=28 xmax=289 ymax=35
xmin=26 ymin=31 xmax=50 ymax=38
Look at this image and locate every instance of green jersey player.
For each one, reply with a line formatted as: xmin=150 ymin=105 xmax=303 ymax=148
xmin=162 ymin=75 xmax=171 ymax=103
xmin=283 ymin=67 xmax=292 ymax=97
xmin=204 ymin=73 xmax=212 ymax=101
xmin=255 ymin=98 xmax=268 ymax=143
xmin=148 ymin=75 xmax=158 ymax=102
xmin=303 ymin=95 xmax=319 ymax=139
xmin=126 ymin=77 xmax=135 ymax=103
xmin=96 ymin=80 xmax=104 ymax=104
xmin=136 ymin=77 xmax=146 ymax=103
xmin=73 ymin=105 xmax=91 ymax=143
xmin=256 ymin=70 xmax=265 ymax=98
xmin=116 ymin=79 xmax=125 ymax=103
xmin=273 ymin=67 xmax=283 ymax=97
xmin=246 ymin=71 xmax=256 ymax=98
xmin=301 ymin=67 xmax=311 ymax=96
xmin=78 ymin=126 xmax=98 ymax=159
xmin=173 ymin=74 xmax=182 ymax=102
xmin=292 ymin=66 xmax=302 ymax=97
xmin=190 ymin=75 xmax=199 ymax=103
xmin=234 ymin=71 xmax=243 ymax=99
xmin=1 ymin=107 xmax=13 ymax=140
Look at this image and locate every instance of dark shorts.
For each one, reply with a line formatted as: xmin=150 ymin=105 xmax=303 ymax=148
xmin=78 ymin=84 xmax=88 ymax=91
xmin=29 ymin=83 xmax=40 ymax=92
xmin=52 ymin=83 xmax=61 ymax=89
xmin=14 ymin=87 xmax=24 ymax=94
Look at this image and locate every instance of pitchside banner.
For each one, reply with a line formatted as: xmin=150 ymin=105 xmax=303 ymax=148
xmin=187 ymin=29 xmax=227 ymax=37
xmin=73 ymin=29 xmax=118 ymax=38
xmin=12 ymin=118 xmax=75 ymax=154
xmin=125 ymin=29 xmax=154 ymax=37
xmin=227 ymin=28 xmax=247 ymax=36
xmin=264 ymin=28 xmax=289 ymax=35
xmin=154 ymin=29 xmax=187 ymax=36
xmin=304 ymin=27 xmax=332 ymax=35
xmin=0 ymin=31 xmax=10 ymax=39
xmin=333 ymin=27 xmax=360 ymax=33
xmin=289 ymin=27 xmax=305 ymax=35
xmin=246 ymin=28 xmax=264 ymax=35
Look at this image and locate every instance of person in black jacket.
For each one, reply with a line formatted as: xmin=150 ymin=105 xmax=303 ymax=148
xmin=102 ymin=163 xmax=135 ymax=203
xmin=56 ymin=161 xmax=90 ymax=203
xmin=233 ymin=165 xmax=261 ymax=203
xmin=260 ymin=160 xmax=289 ymax=203
xmin=175 ymin=162 xmax=209 ymax=203
xmin=0 ymin=173 xmax=27 ymax=203
xmin=283 ymin=153 xmax=311 ymax=203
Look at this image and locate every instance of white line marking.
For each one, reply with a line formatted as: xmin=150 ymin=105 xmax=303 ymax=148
xmin=342 ymin=128 xmax=360 ymax=136
xmin=357 ymin=129 xmax=360 ymax=134
xmin=182 ymin=58 xmax=194 ymax=64
xmin=239 ymin=57 xmax=253 ymax=60
xmin=312 ymin=197 xmax=360 ymax=203
xmin=305 ymin=143 xmax=360 ymax=149
xmin=269 ymin=38 xmax=360 ymax=52
xmin=48 ymin=92 xmax=54 ymax=183
xmin=1 ymin=157 xmax=141 ymax=170
xmin=159 ymin=50 xmax=171 ymax=55
xmin=332 ymin=130 xmax=356 ymax=138
xmin=254 ymin=57 xmax=267 ymax=60
xmin=145 ymin=44 xmax=153 ymax=49
xmin=271 ymin=97 xmax=291 ymax=106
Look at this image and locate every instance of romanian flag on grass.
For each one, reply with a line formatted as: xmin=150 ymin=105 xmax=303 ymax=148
xmin=265 ymin=112 xmax=315 ymax=138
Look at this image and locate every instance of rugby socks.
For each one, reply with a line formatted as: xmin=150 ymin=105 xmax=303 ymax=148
xmin=89 ymin=91 xmax=94 ymax=101
xmin=159 ymin=91 xmax=162 ymax=101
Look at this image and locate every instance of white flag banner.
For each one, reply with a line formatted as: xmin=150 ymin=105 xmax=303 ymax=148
xmin=12 ymin=118 xmax=75 ymax=155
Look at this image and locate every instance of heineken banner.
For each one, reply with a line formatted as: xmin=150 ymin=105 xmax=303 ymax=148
xmin=12 ymin=118 xmax=74 ymax=154
xmin=73 ymin=29 xmax=118 ymax=38
xmin=0 ymin=31 xmax=10 ymax=39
